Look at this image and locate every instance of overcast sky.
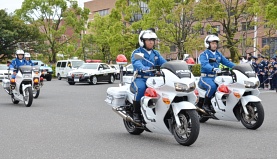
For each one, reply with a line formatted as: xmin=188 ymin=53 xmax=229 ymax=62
xmin=0 ymin=0 xmax=90 ymax=14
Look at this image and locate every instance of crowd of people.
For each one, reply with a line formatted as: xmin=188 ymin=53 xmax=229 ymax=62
xmin=240 ymin=53 xmax=277 ymax=91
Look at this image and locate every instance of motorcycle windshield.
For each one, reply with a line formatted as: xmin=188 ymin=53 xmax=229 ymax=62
xmin=32 ymin=66 xmax=40 ymax=72
xmin=233 ymin=63 xmax=256 ymax=78
xmin=161 ymin=60 xmax=191 ymax=78
xmin=19 ymin=66 xmax=32 ymax=74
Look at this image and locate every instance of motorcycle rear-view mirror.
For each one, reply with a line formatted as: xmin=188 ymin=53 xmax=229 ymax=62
xmin=134 ymin=53 xmax=144 ymax=60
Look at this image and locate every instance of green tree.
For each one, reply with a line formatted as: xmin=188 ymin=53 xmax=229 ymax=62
xmin=142 ymin=0 xmax=202 ymax=59
xmin=194 ymin=0 xmax=257 ymax=61
xmin=0 ymin=9 xmax=39 ymax=59
xmin=16 ymin=0 xmax=90 ymax=63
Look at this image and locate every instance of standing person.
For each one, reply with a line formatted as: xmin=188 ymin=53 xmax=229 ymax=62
xmin=269 ymin=66 xmax=275 ymax=90
xmin=258 ymin=56 xmax=265 ymax=89
xmin=9 ymin=50 xmax=27 ymax=79
xmin=199 ymin=34 xmax=235 ymax=112
xmin=131 ymin=29 xmax=167 ymax=122
xmin=263 ymin=66 xmax=269 ymax=90
xmin=251 ymin=56 xmax=259 ymax=74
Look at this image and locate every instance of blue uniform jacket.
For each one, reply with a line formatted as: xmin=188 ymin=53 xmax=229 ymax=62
xmin=199 ymin=49 xmax=235 ymax=74
xmin=252 ymin=62 xmax=259 ymax=73
xmin=131 ymin=47 xmax=167 ymax=76
xmin=26 ymin=60 xmax=34 ymax=66
xmin=9 ymin=58 xmax=28 ymax=72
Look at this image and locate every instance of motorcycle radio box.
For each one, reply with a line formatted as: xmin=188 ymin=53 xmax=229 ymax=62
xmin=2 ymin=79 xmax=10 ymax=90
xmin=105 ymin=87 xmax=127 ymax=107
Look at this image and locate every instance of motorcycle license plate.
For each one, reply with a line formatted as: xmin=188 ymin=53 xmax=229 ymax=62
xmin=74 ymin=78 xmax=79 ymax=82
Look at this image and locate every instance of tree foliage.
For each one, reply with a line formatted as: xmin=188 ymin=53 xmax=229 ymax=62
xmin=143 ymin=0 xmax=202 ymax=59
xmin=194 ymin=0 xmax=258 ymax=61
xmin=16 ymin=0 xmax=90 ymax=63
xmin=0 ymin=9 xmax=39 ymax=60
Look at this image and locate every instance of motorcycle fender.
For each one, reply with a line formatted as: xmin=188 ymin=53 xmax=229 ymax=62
xmin=241 ymin=95 xmax=261 ymax=107
xmin=240 ymin=95 xmax=261 ymax=115
xmin=22 ymin=84 xmax=32 ymax=96
xmin=172 ymin=102 xmax=196 ymax=127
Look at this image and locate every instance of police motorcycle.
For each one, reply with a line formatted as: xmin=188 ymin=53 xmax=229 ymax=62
xmin=105 ymin=54 xmax=200 ymax=146
xmin=2 ymin=65 xmax=40 ymax=107
xmin=196 ymin=63 xmax=264 ymax=130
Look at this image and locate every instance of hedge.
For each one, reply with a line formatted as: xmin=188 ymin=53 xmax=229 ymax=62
xmin=191 ymin=64 xmax=201 ymax=76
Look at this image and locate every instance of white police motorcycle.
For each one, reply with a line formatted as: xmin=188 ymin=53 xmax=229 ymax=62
xmin=2 ymin=66 xmax=40 ymax=107
xmin=196 ymin=63 xmax=264 ymax=130
xmin=105 ymin=53 xmax=200 ymax=146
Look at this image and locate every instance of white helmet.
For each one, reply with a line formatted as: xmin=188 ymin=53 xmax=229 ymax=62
xmin=25 ymin=52 xmax=31 ymax=58
xmin=16 ymin=49 xmax=25 ymax=55
xmin=138 ymin=30 xmax=158 ymax=47
xmin=204 ymin=35 xmax=220 ymax=48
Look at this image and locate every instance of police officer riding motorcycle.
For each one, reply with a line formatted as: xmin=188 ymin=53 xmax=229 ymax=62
xmin=131 ymin=29 xmax=167 ymax=123
xmin=198 ymin=34 xmax=235 ymax=113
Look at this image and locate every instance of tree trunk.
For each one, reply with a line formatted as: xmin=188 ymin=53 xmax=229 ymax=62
xmin=51 ymin=46 xmax=57 ymax=63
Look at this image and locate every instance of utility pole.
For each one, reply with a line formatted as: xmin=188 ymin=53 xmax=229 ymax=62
xmin=253 ymin=15 xmax=258 ymax=56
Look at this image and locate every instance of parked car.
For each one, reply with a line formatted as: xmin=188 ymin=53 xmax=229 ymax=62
xmin=0 ymin=64 xmax=10 ymax=81
xmin=56 ymin=59 xmax=84 ymax=80
xmin=109 ymin=64 xmax=120 ymax=79
xmin=123 ymin=64 xmax=133 ymax=75
xmin=32 ymin=60 xmax=53 ymax=81
xmin=67 ymin=63 xmax=116 ymax=85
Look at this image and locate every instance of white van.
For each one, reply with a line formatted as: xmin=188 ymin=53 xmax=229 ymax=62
xmin=56 ymin=59 xmax=84 ymax=80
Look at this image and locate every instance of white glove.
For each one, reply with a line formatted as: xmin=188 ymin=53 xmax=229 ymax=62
xmin=213 ymin=68 xmax=221 ymax=73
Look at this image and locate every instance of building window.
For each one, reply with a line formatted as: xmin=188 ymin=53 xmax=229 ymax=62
xmin=97 ymin=9 xmax=109 ymax=16
xmin=130 ymin=1 xmax=149 ymax=22
xmin=170 ymin=45 xmax=177 ymax=52
xmin=262 ymin=37 xmax=277 ymax=56
xmin=241 ymin=22 xmax=254 ymax=31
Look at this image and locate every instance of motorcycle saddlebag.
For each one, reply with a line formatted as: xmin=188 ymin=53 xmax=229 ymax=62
xmin=2 ymin=79 xmax=10 ymax=90
xmin=105 ymin=87 xmax=127 ymax=107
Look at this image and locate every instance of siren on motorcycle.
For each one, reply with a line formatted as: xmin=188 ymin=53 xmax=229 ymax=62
xmin=116 ymin=54 xmax=127 ymax=65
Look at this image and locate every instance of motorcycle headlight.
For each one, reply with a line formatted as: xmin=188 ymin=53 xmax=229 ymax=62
xmin=174 ymin=82 xmax=195 ymax=92
xmin=244 ymin=81 xmax=259 ymax=89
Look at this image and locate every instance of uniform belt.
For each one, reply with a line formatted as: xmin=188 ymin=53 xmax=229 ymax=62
xmin=137 ymin=75 xmax=152 ymax=78
xmin=201 ymin=73 xmax=215 ymax=77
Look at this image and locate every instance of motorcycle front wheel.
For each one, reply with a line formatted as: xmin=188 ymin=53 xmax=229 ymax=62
xmin=240 ymin=102 xmax=264 ymax=130
xmin=33 ymin=89 xmax=40 ymax=99
xmin=24 ymin=87 xmax=33 ymax=107
xmin=173 ymin=110 xmax=200 ymax=146
xmin=11 ymin=94 xmax=19 ymax=104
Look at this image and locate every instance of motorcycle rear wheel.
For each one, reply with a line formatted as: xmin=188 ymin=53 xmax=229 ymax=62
xmin=24 ymin=87 xmax=33 ymax=107
xmin=123 ymin=119 xmax=144 ymax=135
xmin=240 ymin=102 xmax=264 ymax=130
xmin=173 ymin=110 xmax=200 ymax=146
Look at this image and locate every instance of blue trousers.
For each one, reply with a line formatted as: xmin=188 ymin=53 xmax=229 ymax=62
xmin=131 ymin=78 xmax=147 ymax=101
xmin=199 ymin=77 xmax=217 ymax=98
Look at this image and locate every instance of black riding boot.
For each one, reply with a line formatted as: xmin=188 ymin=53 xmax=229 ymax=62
xmin=133 ymin=101 xmax=142 ymax=123
xmin=202 ymin=96 xmax=212 ymax=112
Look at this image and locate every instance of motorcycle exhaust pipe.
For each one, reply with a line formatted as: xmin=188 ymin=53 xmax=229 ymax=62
xmin=196 ymin=106 xmax=208 ymax=115
xmin=112 ymin=107 xmax=142 ymax=127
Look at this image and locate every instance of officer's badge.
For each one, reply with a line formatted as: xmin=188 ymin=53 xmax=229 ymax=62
xmin=154 ymin=56 xmax=158 ymax=60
